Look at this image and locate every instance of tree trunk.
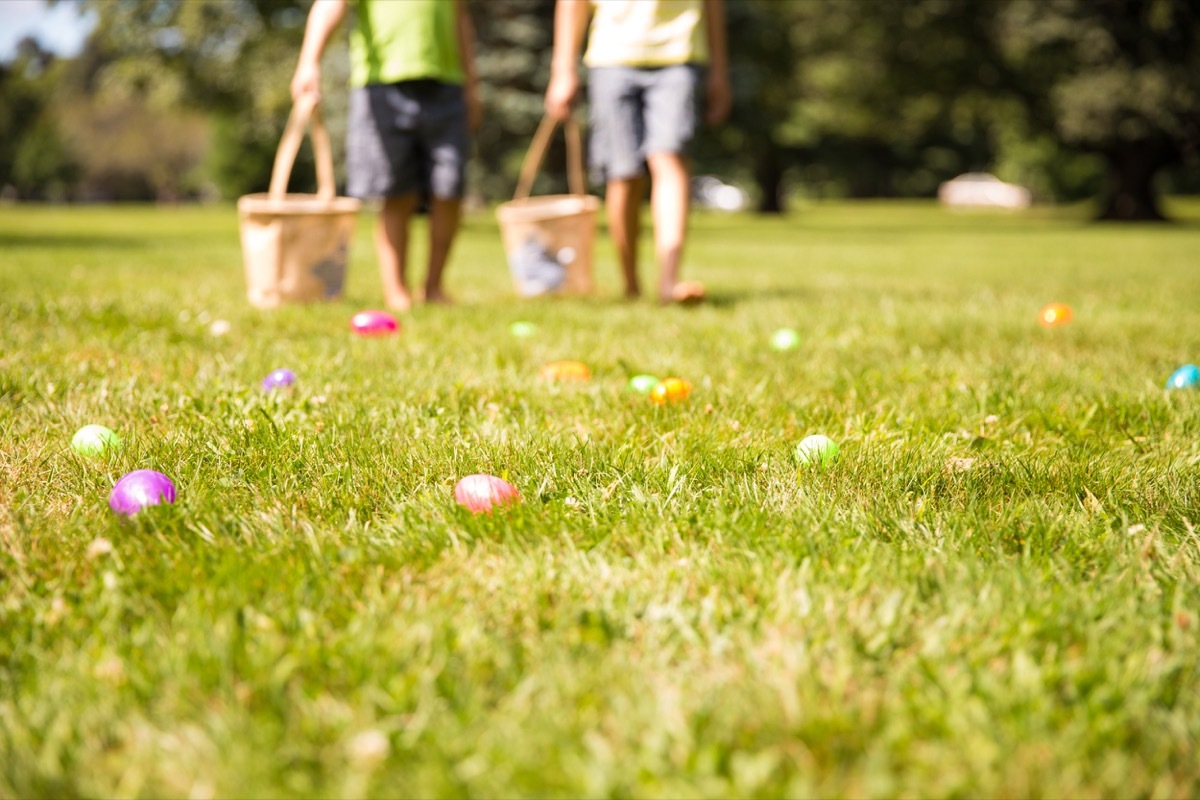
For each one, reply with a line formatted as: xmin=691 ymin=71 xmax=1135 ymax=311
xmin=754 ymin=144 xmax=786 ymax=214
xmin=1096 ymin=143 xmax=1170 ymax=221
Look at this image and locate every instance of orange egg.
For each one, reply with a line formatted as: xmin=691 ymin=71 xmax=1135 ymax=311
xmin=540 ymin=360 xmax=591 ymax=381
xmin=650 ymin=377 xmax=692 ymax=405
xmin=1038 ymin=302 xmax=1073 ymax=327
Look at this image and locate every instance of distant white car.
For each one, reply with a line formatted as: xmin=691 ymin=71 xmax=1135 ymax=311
xmin=692 ymin=175 xmax=748 ymax=212
xmin=938 ymin=172 xmax=1032 ymax=210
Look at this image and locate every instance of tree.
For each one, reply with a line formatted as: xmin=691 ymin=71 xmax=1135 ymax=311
xmin=994 ymin=0 xmax=1200 ymax=220
xmin=785 ymin=0 xmax=1070 ymax=201
xmin=77 ymin=0 xmax=318 ymax=198
xmin=0 ymin=38 xmax=81 ymax=199
xmin=466 ymin=0 xmax=558 ymax=203
xmin=76 ymin=0 xmax=557 ymax=202
xmin=27 ymin=0 xmax=1199 ymax=217
xmin=55 ymin=96 xmax=209 ymax=201
xmin=758 ymin=0 xmax=1199 ymax=219
xmin=694 ymin=0 xmax=798 ymax=212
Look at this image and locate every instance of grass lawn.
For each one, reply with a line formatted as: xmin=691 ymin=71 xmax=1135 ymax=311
xmin=2 ymin=198 xmax=1200 ymax=798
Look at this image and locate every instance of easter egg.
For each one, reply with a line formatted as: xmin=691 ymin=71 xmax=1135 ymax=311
xmin=540 ymin=360 xmax=590 ymax=381
xmin=261 ymin=368 xmax=297 ymax=391
xmin=454 ymin=474 xmax=521 ymax=514
xmin=351 ymin=310 xmax=399 ymax=336
xmin=509 ymin=321 xmax=537 ymax=338
xmin=1038 ymin=302 xmax=1073 ymax=327
xmin=1166 ymin=364 xmax=1200 ymax=390
xmin=650 ymin=377 xmax=692 ymax=405
xmin=109 ymin=469 xmax=177 ymax=516
xmin=628 ymin=374 xmax=660 ymax=394
xmin=796 ymin=434 xmax=840 ymax=467
xmin=72 ymin=424 xmax=122 ymax=457
xmin=770 ymin=328 xmax=800 ymax=351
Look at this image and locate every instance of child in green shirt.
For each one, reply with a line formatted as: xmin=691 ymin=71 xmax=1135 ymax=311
xmin=292 ymin=0 xmax=480 ymax=310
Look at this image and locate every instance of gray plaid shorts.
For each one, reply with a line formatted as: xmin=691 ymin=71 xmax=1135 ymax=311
xmin=587 ymin=64 xmax=702 ymax=183
xmin=346 ymin=80 xmax=468 ymax=199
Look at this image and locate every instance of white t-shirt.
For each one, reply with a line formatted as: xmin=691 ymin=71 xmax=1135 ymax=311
xmin=584 ymin=0 xmax=709 ymax=68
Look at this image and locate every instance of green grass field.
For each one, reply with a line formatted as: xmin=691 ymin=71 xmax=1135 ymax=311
xmin=3 ymin=199 xmax=1200 ymax=798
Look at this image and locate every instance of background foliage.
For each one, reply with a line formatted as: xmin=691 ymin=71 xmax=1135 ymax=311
xmin=0 ymin=0 xmax=1197 ymax=217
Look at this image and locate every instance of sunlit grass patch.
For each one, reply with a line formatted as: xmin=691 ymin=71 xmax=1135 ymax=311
xmin=2 ymin=200 xmax=1200 ymax=797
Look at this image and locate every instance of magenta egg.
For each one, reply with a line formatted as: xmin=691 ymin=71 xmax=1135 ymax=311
xmin=261 ymin=368 xmax=297 ymax=391
xmin=351 ymin=310 xmax=399 ymax=336
xmin=454 ymin=474 xmax=521 ymax=514
xmin=109 ymin=469 xmax=177 ymax=517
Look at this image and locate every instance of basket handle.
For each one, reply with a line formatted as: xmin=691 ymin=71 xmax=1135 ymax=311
xmin=269 ymin=94 xmax=337 ymax=200
xmin=513 ymin=114 xmax=586 ymax=201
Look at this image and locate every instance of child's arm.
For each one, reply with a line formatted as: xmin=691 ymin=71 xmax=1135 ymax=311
xmin=291 ymin=0 xmax=349 ymax=102
xmin=703 ymin=0 xmax=731 ymax=125
xmin=545 ymin=0 xmax=590 ymax=121
xmin=455 ymin=1 xmax=482 ymax=131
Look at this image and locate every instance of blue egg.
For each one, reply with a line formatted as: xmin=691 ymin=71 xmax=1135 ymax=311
xmin=1166 ymin=364 xmax=1200 ymax=390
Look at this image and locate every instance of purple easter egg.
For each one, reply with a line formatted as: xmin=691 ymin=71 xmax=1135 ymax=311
xmin=109 ymin=469 xmax=177 ymax=517
xmin=261 ymin=368 xmax=297 ymax=391
xmin=351 ymin=310 xmax=399 ymax=336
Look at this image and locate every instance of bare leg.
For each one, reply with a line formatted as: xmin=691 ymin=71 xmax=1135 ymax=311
xmin=424 ymin=196 xmax=462 ymax=304
xmin=606 ymin=176 xmax=645 ymax=298
xmin=376 ymin=193 xmax=419 ymax=312
xmin=646 ymin=152 xmax=702 ymax=303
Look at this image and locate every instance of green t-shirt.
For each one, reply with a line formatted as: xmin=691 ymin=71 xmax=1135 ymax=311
xmin=349 ymin=0 xmax=464 ymax=87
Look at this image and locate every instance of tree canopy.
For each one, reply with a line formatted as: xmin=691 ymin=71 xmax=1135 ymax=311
xmin=994 ymin=0 xmax=1200 ymax=219
xmin=0 ymin=0 xmax=1195 ymax=219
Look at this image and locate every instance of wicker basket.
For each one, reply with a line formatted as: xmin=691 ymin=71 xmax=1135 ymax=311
xmin=237 ymin=97 xmax=360 ymax=309
xmin=496 ymin=116 xmax=598 ymax=297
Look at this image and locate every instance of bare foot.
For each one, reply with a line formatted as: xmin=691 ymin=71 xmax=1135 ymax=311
xmin=659 ymin=280 xmax=706 ymax=306
xmin=421 ymin=286 xmax=454 ymax=305
xmin=385 ymin=288 xmax=414 ymax=312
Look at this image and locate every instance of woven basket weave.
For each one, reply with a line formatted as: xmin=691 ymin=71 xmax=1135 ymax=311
xmin=237 ymin=97 xmax=360 ymax=309
xmin=496 ymin=115 xmax=598 ymax=297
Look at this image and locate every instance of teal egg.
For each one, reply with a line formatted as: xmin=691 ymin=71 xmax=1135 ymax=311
xmin=1166 ymin=364 xmax=1200 ymax=390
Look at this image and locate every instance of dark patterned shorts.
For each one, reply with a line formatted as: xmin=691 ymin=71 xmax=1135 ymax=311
xmin=346 ymin=79 xmax=468 ymax=199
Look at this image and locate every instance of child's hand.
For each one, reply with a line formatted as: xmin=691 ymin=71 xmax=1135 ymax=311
xmin=291 ymin=61 xmax=321 ymax=102
xmin=706 ymin=69 xmax=731 ymax=125
xmin=545 ymin=70 xmax=579 ymax=121
xmin=466 ymin=83 xmax=483 ymax=132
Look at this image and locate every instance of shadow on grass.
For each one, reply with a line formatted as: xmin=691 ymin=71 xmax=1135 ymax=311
xmin=702 ymin=286 xmax=814 ymax=308
xmin=0 ymin=232 xmax=148 ymax=250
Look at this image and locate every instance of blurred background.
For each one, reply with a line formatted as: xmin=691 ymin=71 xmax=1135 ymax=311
xmin=0 ymin=0 xmax=1196 ymax=220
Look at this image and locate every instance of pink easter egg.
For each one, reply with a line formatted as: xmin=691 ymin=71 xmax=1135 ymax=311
xmin=350 ymin=310 xmax=399 ymax=336
xmin=454 ymin=474 xmax=521 ymax=514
